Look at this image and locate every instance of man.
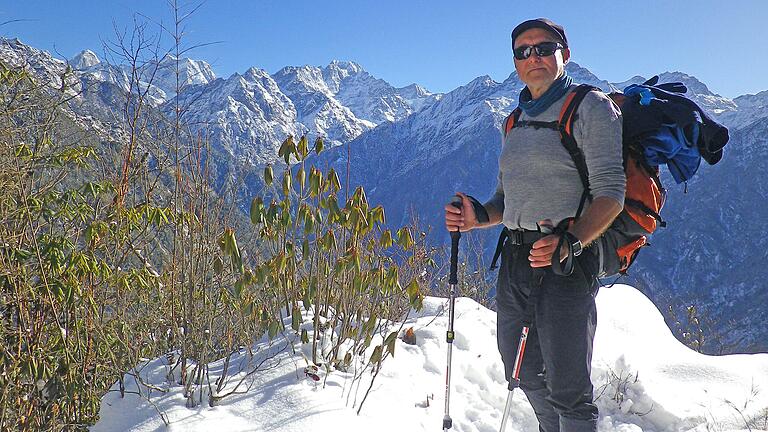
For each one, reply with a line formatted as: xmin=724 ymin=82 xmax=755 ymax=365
xmin=444 ymin=18 xmax=625 ymax=432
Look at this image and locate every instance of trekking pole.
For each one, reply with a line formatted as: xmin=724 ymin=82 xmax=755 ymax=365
xmin=499 ymin=325 xmax=529 ymax=432
xmin=443 ymin=196 xmax=462 ymax=431
xmin=499 ymin=223 xmax=552 ymax=432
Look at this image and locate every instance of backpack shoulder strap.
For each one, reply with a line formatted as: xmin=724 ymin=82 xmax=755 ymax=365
xmin=502 ymin=107 xmax=522 ymax=139
xmin=557 ymin=84 xmax=601 ymax=218
xmin=558 ymin=84 xmax=599 ymax=136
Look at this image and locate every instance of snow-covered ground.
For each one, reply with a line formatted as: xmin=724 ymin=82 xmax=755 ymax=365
xmin=91 ymin=285 xmax=768 ymax=432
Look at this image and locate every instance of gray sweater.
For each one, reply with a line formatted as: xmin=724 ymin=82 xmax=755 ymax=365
xmin=485 ymin=87 xmax=625 ymax=230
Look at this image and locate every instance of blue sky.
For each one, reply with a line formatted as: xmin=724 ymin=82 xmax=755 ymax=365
xmin=3 ymin=0 xmax=766 ymax=98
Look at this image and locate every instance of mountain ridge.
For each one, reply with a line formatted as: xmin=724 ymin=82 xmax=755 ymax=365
xmin=2 ymin=36 xmax=767 ymax=352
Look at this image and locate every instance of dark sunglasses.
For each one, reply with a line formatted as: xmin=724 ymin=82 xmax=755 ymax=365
xmin=512 ymin=41 xmax=564 ymax=60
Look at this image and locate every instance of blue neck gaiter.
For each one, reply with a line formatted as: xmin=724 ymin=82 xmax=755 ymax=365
xmin=518 ymin=73 xmax=573 ymax=117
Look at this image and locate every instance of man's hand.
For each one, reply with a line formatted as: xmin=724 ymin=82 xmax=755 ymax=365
xmin=529 ymin=234 xmax=568 ymax=268
xmin=530 ymin=196 xmax=623 ymax=268
xmin=529 ymin=219 xmax=567 ymax=268
xmin=444 ymin=192 xmax=479 ymax=232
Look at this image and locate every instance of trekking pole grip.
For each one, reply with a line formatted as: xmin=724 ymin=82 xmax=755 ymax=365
xmin=449 ymin=196 xmax=462 ymax=285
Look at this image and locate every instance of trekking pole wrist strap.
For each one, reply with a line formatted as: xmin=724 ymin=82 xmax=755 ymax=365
xmin=551 ymin=230 xmax=579 ymax=276
xmin=465 ymin=194 xmax=489 ymax=224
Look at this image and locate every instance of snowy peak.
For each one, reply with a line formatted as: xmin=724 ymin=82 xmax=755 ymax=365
xmin=657 ymin=71 xmax=715 ymax=96
xmin=611 ymin=75 xmax=647 ymax=90
xmin=733 ymin=89 xmax=768 ymax=109
xmin=611 ymin=71 xmax=737 ymax=116
xmin=565 ymin=62 xmax=617 ymax=93
xmin=718 ymin=88 xmax=768 ymax=129
xmin=71 ymin=49 xmax=101 ymax=69
xmin=273 ymin=65 xmax=332 ymax=96
xmin=153 ymin=55 xmax=216 ymax=98
xmin=270 ymin=61 xmax=440 ymax=140
xmin=0 ymin=37 xmax=81 ymax=97
xmin=271 ymin=64 xmax=372 ymax=144
xmin=168 ymin=66 xmax=298 ymax=166
xmin=322 ymin=60 xmax=364 ymax=93
xmin=399 ymin=83 xmax=430 ymax=98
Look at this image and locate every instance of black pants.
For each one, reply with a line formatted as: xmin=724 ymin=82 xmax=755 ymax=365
xmin=496 ymin=240 xmax=600 ymax=432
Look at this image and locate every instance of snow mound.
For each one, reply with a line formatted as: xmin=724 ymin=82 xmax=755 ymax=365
xmin=92 ymin=284 xmax=768 ymax=432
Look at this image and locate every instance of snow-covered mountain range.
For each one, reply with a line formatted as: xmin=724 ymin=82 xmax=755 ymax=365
xmin=2 ymin=36 xmax=767 ymax=353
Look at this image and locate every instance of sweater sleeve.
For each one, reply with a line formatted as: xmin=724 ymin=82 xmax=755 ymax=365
xmin=573 ymin=90 xmax=625 ymax=206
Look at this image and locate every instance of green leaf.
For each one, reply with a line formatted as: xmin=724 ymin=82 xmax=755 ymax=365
xmin=213 ymin=257 xmax=224 ymax=274
xmin=309 ymin=168 xmax=322 ymax=197
xmin=385 ymin=332 xmax=397 ymax=357
xmin=353 ymin=251 xmax=361 ymax=273
xmin=223 ymin=228 xmax=243 ymax=272
xmin=328 ymin=168 xmax=341 ymax=192
xmin=406 ymin=279 xmax=423 ymax=310
xmin=396 ymin=227 xmax=414 ymax=250
xmin=282 ymin=171 xmax=292 ymax=196
xmin=327 ymin=195 xmax=340 ymax=220
xmin=380 ymin=229 xmax=393 ymax=248
xmin=250 ymin=197 xmax=264 ymax=225
xmin=353 ymin=274 xmax=364 ymax=293
xmin=233 ymin=279 xmax=244 ymax=298
xmin=264 ymin=165 xmax=274 ymax=185
xmin=304 ymin=213 xmax=314 ymax=233
xmin=284 ymin=137 xmax=296 ymax=164
xmin=242 ymin=300 xmax=254 ymax=316
xmin=298 ymin=135 xmax=309 ymax=158
xmin=325 ymin=230 xmax=337 ymax=251
xmin=291 ymin=304 xmax=301 ymax=332
xmin=278 ymin=136 xmax=296 ymax=164
xmin=370 ymin=345 xmax=383 ymax=363
xmin=359 ymin=334 xmax=372 ymax=356
xmin=352 ymin=187 xmax=368 ymax=210
xmin=296 ymin=166 xmax=306 ymax=190
xmin=354 ymin=208 xmax=368 ymax=230
xmin=268 ymin=320 xmax=281 ymax=339
xmin=371 ymin=205 xmax=385 ymax=225
xmin=384 ymin=331 xmax=398 ymax=346
xmin=363 ymin=313 xmax=378 ymax=335
xmin=314 ymin=136 xmax=324 ymax=154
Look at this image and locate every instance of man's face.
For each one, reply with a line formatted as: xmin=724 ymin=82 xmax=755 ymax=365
xmin=513 ymin=28 xmax=570 ymax=93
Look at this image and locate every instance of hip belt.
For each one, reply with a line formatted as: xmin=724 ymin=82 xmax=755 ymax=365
xmin=490 ymin=227 xmax=548 ymax=270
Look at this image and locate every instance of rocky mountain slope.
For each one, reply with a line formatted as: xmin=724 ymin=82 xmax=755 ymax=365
xmin=3 ymin=36 xmax=766 ymax=352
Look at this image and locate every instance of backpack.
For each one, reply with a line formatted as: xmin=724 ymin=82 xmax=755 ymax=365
xmin=497 ymin=78 xmax=729 ymax=278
